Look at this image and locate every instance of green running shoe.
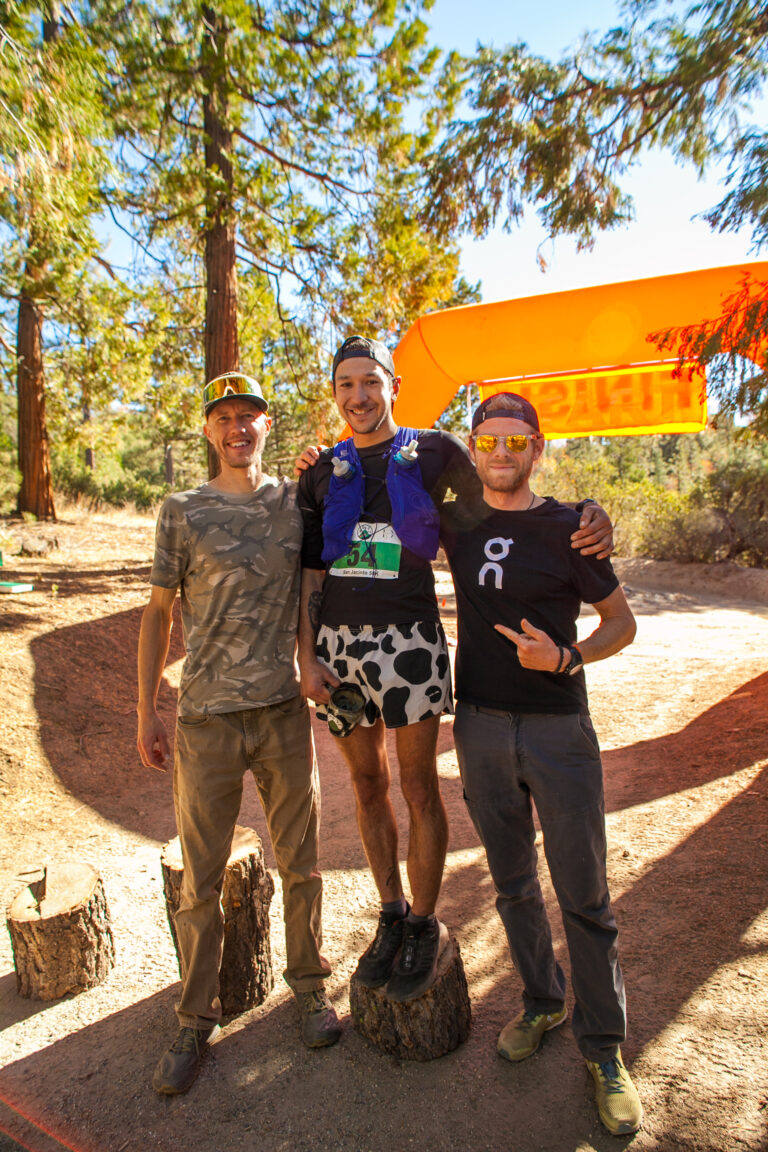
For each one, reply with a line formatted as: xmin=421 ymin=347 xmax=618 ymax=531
xmin=497 ymin=1006 xmax=567 ymax=1062
xmin=586 ymin=1051 xmax=644 ymax=1136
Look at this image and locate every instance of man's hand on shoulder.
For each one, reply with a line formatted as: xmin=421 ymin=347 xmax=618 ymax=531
xmin=494 ymin=619 xmax=562 ymax=672
xmin=570 ymin=502 xmax=613 ymax=559
xmin=137 ymin=708 xmax=170 ymax=772
xmin=299 ymin=659 xmax=340 ymax=705
xmin=294 ymin=444 xmax=328 ymax=476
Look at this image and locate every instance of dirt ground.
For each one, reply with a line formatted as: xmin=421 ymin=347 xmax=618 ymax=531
xmin=0 ymin=508 xmax=766 ymax=1152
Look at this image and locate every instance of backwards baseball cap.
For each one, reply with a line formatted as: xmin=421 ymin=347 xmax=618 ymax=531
xmin=471 ymin=392 xmax=540 ymax=433
xmin=203 ymin=372 xmax=269 ymax=417
xmin=331 ymin=335 xmax=396 ymax=381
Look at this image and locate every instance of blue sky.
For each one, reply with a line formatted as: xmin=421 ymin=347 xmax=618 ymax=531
xmin=426 ymin=0 xmax=762 ymax=301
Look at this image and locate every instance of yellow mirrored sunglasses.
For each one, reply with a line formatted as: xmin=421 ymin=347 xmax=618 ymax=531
xmin=473 ymin=433 xmax=540 ymax=453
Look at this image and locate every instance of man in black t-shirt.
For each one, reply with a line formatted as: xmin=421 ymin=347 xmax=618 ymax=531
xmin=297 ymin=337 xmax=613 ymax=1005
xmin=442 ymin=391 xmax=643 ymax=1137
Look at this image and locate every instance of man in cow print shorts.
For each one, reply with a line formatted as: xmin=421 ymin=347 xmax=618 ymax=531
xmin=297 ymin=335 xmax=612 ymax=1002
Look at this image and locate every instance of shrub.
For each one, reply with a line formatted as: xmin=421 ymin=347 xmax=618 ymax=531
xmin=53 ymin=457 xmax=168 ymax=512
xmin=639 ymin=492 xmax=726 ymax=563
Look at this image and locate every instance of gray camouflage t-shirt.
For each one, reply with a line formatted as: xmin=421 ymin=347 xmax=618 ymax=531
xmin=150 ymin=478 xmax=302 ymax=718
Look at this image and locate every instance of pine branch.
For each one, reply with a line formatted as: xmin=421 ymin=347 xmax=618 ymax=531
xmin=232 ymin=126 xmax=360 ymax=194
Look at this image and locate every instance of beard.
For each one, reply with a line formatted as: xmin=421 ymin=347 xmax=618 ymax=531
xmin=477 ymin=455 xmax=533 ymax=493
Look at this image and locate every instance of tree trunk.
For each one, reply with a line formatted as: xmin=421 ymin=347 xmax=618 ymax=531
xmin=201 ymin=6 xmax=239 ymax=479
xmin=164 ymin=442 xmax=174 ymax=486
xmin=83 ymin=403 xmax=94 ymax=470
xmin=161 ymin=825 xmax=275 ymax=1016
xmin=42 ymin=0 xmax=60 ymax=42
xmin=16 ymin=10 xmax=59 ymax=521
xmin=16 ymin=284 xmax=56 ymax=521
xmin=7 ymin=863 xmax=115 ymax=1000
xmin=349 ymin=932 xmax=472 ymax=1060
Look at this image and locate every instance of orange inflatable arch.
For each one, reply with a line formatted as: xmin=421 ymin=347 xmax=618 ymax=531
xmin=391 ymin=262 xmax=768 ymax=438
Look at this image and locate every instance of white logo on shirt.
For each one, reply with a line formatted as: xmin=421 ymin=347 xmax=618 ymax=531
xmin=478 ymin=536 xmax=515 ymax=589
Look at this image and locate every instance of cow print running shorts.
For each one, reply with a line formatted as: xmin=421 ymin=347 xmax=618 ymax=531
xmin=315 ymin=621 xmax=453 ymax=730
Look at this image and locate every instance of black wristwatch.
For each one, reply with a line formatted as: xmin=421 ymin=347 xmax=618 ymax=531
xmin=563 ymin=646 xmax=584 ymax=676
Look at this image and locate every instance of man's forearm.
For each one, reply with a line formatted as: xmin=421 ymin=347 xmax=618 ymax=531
xmin=137 ymin=595 xmax=175 ymax=714
xmin=298 ymin=567 xmax=339 ymax=703
xmin=578 ymin=615 xmax=635 ymax=665
xmin=298 ymin=568 xmax=325 ymax=668
xmin=577 ymin=587 xmax=636 ymax=665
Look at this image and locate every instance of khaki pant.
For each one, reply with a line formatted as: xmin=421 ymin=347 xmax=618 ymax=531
xmin=172 ymin=696 xmax=331 ymax=1029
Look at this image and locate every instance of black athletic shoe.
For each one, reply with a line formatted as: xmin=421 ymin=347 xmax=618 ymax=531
xmin=386 ymin=917 xmax=449 ymax=1002
xmin=353 ymin=907 xmax=408 ymax=988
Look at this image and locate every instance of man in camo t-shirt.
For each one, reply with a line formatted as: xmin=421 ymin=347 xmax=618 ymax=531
xmin=137 ymin=373 xmax=340 ymax=1097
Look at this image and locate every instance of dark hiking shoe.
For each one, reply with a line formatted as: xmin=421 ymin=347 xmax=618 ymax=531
xmin=295 ymin=988 xmax=342 ymax=1048
xmin=353 ymin=907 xmax=408 ymax=988
xmin=152 ymin=1025 xmax=219 ymax=1095
xmin=497 ymin=1006 xmax=567 ymax=1062
xmin=586 ymin=1051 xmax=644 ymax=1135
xmin=386 ymin=917 xmax=449 ymax=1002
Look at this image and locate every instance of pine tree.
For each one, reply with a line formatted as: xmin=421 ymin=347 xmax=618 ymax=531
xmin=92 ymin=0 xmax=470 ymax=466
xmin=0 ymin=1 xmax=110 ymax=518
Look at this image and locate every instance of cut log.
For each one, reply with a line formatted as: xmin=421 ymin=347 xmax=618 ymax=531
xmin=349 ymin=932 xmax=471 ymax=1060
xmin=6 ymin=863 xmax=115 ymax=1000
xmin=161 ymin=825 xmax=275 ymax=1015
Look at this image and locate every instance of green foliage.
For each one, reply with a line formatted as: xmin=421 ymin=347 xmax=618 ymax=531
xmin=50 ymin=414 xmax=205 ymax=510
xmin=0 ymin=4 xmax=111 ymax=299
xmin=54 ymin=457 xmax=169 ymax=511
xmin=540 ymin=447 xmax=658 ymax=557
xmin=92 ymin=0 xmax=458 ymax=323
xmin=435 ymin=385 xmax=472 ymax=437
xmin=640 ymin=462 xmax=768 ymax=567
xmin=540 ymin=425 xmax=768 ymax=566
xmin=68 ymin=0 xmax=475 ymax=476
xmin=0 ymin=378 xmax=19 ymax=514
xmin=426 ymin=1 xmax=768 ymax=250
xmin=331 ymin=192 xmax=480 ymax=344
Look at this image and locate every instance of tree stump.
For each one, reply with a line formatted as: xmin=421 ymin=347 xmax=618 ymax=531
xmin=349 ymin=932 xmax=471 ymax=1060
xmin=161 ymin=825 xmax=275 ymax=1015
xmin=6 ymin=863 xmax=115 ymax=1000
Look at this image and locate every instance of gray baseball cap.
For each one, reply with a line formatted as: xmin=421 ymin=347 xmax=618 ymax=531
xmin=471 ymin=392 xmax=540 ymax=432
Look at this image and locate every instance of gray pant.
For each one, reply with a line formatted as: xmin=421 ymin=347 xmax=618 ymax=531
xmin=453 ymin=702 xmax=626 ymax=1063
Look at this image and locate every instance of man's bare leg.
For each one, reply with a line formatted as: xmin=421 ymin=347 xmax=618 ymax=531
xmin=333 ymin=719 xmax=403 ymax=903
xmin=334 ymin=714 xmax=449 ymax=997
xmin=395 ymin=715 xmax=447 ymax=917
xmin=386 ymin=714 xmax=450 ymax=1001
xmin=334 ymin=720 xmax=409 ymax=988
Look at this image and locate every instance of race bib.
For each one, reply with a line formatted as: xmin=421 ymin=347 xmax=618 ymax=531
xmin=329 ymin=522 xmax=401 ymax=580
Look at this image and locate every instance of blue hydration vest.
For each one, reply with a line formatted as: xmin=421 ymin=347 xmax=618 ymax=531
xmin=321 ymin=427 xmax=440 ymax=567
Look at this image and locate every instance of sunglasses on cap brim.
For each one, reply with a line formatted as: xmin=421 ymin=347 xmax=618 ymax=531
xmin=203 ymin=374 xmax=267 ymax=411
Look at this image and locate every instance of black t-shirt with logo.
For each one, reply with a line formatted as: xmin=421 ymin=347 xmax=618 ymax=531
xmin=440 ymin=496 xmax=618 ymax=713
xmin=299 ymin=429 xmax=479 ymax=627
